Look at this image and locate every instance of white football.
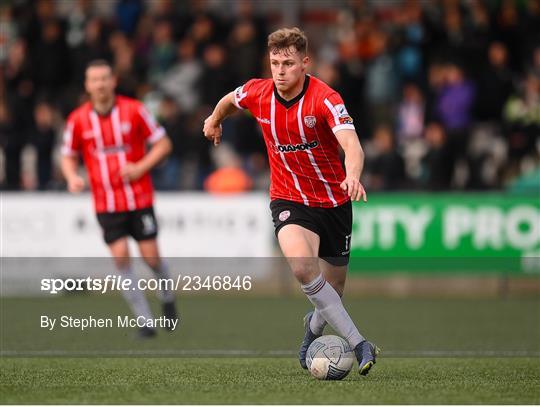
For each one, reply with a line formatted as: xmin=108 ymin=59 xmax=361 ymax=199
xmin=306 ymin=335 xmax=354 ymax=380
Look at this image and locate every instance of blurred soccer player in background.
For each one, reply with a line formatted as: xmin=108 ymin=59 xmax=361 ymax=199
xmin=203 ymin=28 xmax=379 ymax=375
xmin=61 ymin=60 xmax=177 ymax=338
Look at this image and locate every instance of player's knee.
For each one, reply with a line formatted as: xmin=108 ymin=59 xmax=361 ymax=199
xmin=290 ymin=262 xmax=318 ymax=284
xmin=143 ymin=256 xmax=160 ymax=270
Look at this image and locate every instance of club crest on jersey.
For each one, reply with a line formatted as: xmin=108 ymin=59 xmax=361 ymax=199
xmin=121 ymin=122 xmax=131 ymax=134
xmin=279 ymin=210 xmax=291 ymax=222
xmin=304 ymin=115 xmax=316 ymax=128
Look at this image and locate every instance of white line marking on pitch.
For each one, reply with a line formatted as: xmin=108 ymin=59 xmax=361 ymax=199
xmin=1 ymin=349 xmax=539 ymax=357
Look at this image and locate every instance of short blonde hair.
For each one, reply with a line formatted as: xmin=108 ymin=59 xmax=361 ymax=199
xmin=267 ymin=27 xmax=307 ymax=55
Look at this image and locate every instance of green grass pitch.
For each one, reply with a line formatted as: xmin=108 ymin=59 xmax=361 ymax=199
xmin=1 ymin=357 xmax=539 ymax=404
xmin=1 ymin=295 xmax=539 ymax=404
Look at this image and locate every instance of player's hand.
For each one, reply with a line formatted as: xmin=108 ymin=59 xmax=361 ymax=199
xmin=67 ymin=175 xmax=85 ymax=194
xmin=340 ymin=177 xmax=367 ymax=202
xmin=120 ymin=162 xmax=145 ymax=182
xmin=203 ymin=115 xmax=222 ymax=146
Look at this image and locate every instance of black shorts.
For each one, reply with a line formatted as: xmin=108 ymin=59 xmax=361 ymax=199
xmin=270 ymin=199 xmax=352 ymax=266
xmin=96 ymin=207 xmax=158 ymax=244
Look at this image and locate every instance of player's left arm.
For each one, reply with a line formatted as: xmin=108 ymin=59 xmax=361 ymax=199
xmin=335 ymin=129 xmax=367 ymax=202
xmin=121 ymin=136 xmax=173 ymax=182
xmin=121 ymin=104 xmax=173 ymax=182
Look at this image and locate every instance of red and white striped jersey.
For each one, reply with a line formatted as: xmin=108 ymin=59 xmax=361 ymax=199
xmin=233 ymin=75 xmax=355 ymax=207
xmin=62 ymin=96 xmax=165 ymax=213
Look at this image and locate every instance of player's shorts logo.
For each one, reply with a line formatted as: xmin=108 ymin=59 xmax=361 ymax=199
xmin=279 ymin=210 xmax=291 ymax=222
xmin=304 ymin=115 xmax=316 ymax=128
xmin=142 ymin=214 xmax=156 ymax=235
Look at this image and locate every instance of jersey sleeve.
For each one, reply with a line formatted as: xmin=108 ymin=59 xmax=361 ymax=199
xmin=136 ymin=103 xmax=166 ymax=144
xmin=320 ymin=92 xmax=356 ymax=135
xmin=232 ymin=79 xmax=262 ymax=111
xmin=61 ymin=113 xmax=81 ymax=156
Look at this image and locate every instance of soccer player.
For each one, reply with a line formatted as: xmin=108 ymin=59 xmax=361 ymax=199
xmin=203 ymin=28 xmax=379 ymax=375
xmin=61 ymin=60 xmax=177 ymax=338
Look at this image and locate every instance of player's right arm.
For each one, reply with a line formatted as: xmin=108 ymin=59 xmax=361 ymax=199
xmin=60 ymin=115 xmax=85 ymax=193
xmin=203 ymin=92 xmax=239 ymax=146
xmin=203 ymin=79 xmax=260 ymax=146
xmin=61 ymin=156 xmax=85 ymax=193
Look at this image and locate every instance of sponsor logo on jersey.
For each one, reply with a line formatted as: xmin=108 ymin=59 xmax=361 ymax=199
xmin=334 ymin=104 xmax=353 ymax=125
xmin=279 ymin=210 xmax=291 ymax=222
xmin=339 ymin=115 xmax=354 ymax=124
xmin=97 ymin=145 xmax=131 ymax=155
xmin=256 ymin=117 xmax=271 ymax=125
xmin=334 ymin=104 xmax=348 ymax=116
xmin=235 ymin=85 xmax=247 ymax=104
xmin=304 ymin=115 xmax=316 ymax=128
xmin=272 ymin=140 xmax=319 ymax=154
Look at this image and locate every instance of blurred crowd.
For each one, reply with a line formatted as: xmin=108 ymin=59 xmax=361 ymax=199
xmin=0 ymin=0 xmax=539 ymax=192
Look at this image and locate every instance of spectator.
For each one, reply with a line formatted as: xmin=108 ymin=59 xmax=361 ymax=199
xmin=0 ymin=101 xmax=16 ymax=188
xmin=475 ymin=42 xmax=515 ymax=122
xmin=366 ymin=125 xmax=405 ymax=190
xmin=199 ymin=43 xmax=233 ymax=107
xmin=528 ymin=46 xmax=540 ymax=79
xmin=364 ymin=29 xmax=398 ymax=128
xmin=335 ymin=30 xmax=366 ymax=137
xmin=70 ymin=18 xmax=110 ymax=86
xmin=30 ymin=101 xmax=56 ymax=190
xmin=503 ymin=74 xmax=540 ymax=164
xmin=159 ymin=38 xmax=202 ymax=113
xmin=494 ymin=0 xmax=523 ymax=73
xmin=31 ymin=18 xmax=69 ymax=98
xmin=464 ymin=0 xmax=491 ymax=78
xmin=435 ymin=63 xmax=475 ymax=177
xmin=395 ymin=1 xmax=424 ymax=83
xmin=235 ymin=0 xmax=268 ymax=49
xmin=148 ymin=20 xmax=176 ymax=85
xmin=189 ymin=14 xmax=217 ymax=57
xmin=115 ymin=0 xmax=143 ymax=37
xmin=521 ymin=0 xmax=540 ymax=62
xmin=0 ymin=5 xmax=18 ymax=64
xmin=229 ymin=20 xmax=261 ymax=84
xmin=397 ymin=82 xmax=425 ymax=143
xmin=3 ymin=39 xmax=33 ymax=190
xmin=151 ymin=96 xmax=184 ymax=190
xmin=422 ymin=122 xmax=453 ymax=190
xmin=132 ymin=13 xmax=153 ymax=62
xmin=65 ymin=0 xmax=94 ymax=49
xmin=110 ymin=31 xmax=141 ymax=97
